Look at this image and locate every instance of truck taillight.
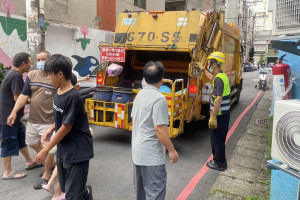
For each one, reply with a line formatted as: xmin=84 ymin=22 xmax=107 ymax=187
xmin=97 ymin=77 xmax=103 ymax=84
xmin=188 ymin=78 xmax=197 ymax=94
xmin=188 ymin=78 xmax=197 ymax=97
xmin=97 ymin=71 xmax=103 ymax=85
xmin=189 ymin=86 xmax=197 ymax=93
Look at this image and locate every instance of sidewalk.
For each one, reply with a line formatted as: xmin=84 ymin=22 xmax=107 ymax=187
xmin=208 ymin=87 xmax=272 ymax=199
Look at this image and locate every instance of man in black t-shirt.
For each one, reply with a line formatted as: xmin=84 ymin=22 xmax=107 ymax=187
xmin=0 ymin=52 xmax=37 ymax=180
xmin=35 ymin=54 xmax=94 ymax=200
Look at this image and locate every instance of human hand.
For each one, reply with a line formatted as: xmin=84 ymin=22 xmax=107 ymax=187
xmin=7 ymin=112 xmax=17 ymax=127
xmin=35 ymin=149 xmax=48 ymax=164
xmin=194 ymin=62 xmax=204 ymax=70
xmin=208 ymin=111 xmax=217 ymax=129
xmin=41 ymin=129 xmax=54 ymax=144
xmin=169 ymin=150 xmax=179 ymax=163
xmin=83 ymin=77 xmax=93 ymax=82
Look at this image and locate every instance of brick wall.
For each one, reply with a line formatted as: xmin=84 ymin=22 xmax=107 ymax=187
xmin=97 ymin=0 xmax=116 ymax=31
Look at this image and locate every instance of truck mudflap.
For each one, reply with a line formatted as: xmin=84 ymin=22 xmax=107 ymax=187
xmin=85 ymin=79 xmax=186 ymax=138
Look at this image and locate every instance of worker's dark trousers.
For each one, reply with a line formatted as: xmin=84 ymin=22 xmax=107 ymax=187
xmin=210 ymin=112 xmax=230 ymax=167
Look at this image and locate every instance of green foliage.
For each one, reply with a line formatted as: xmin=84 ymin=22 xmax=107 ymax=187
xmin=245 ymin=196 xmax=265 ymax=200
xmin=209 ymin=189 xmax=231 ymax=197
xmin=0 ymin=63 xmax=11 ymax=86
xmin=259 ymin=54 xmax=265 ymax=64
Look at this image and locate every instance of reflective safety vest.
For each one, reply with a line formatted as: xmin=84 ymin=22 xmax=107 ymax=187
xmin=210 ymin=72 xmax=231 ymax=115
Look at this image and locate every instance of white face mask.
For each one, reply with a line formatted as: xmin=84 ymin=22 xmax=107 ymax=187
xmin=208 ymin=67 xmax=214 ymax=74
xmin=37 ymin=61 xmax=45 ymax=70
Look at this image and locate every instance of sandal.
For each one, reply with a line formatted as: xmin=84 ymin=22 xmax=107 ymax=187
xmin=42 ymin=184 xmax=54 ymax=194
xmin=34 ymin=177 xmax=49 ymax=189
xmin=2 ymin=171 xmax=27 ymax=180
xmin=25 ymin=162 xmax=43 ymax=170
xmin=51 ymin=193 xmax=65 ymax=200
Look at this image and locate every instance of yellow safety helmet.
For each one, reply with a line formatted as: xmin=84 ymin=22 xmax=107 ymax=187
xmin=207 ymin=51 xmax=226 ymax=64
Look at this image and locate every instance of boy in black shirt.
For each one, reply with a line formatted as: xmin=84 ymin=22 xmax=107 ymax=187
xmin=35 ymin=54 xmax=94 ymax=200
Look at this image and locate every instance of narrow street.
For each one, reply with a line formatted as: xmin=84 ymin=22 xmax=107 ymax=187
xmin=0 ymin=70 xmax=271 ymax=200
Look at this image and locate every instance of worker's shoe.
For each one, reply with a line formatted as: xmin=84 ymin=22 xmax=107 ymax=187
xmin=84 ymin=185 xmax=93 ymax=200
xmin=206 ymin=160 xmax=227 ymax=171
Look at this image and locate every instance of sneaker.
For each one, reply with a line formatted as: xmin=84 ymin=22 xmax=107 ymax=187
xmin=206 ymin=160 xmax=227 ymax=171
xmin=85 ymin=185 xmax=93 ymax=200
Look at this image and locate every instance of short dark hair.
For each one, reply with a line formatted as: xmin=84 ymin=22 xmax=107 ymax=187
xmin=38 ymin=50 xmax=51 ymax=58
xmin=143 ymin=61 xmax=165 ymax=84
xmin=13 ymin=52 xmax=30 ymax=67
xmin=44 ymin=54 xmax=73 ymax=80
xmin=210 ymin=59 xmax=222 ymax=67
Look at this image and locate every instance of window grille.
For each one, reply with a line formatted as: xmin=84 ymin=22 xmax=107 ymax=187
xmin=276 ymin=0 xmax=300 ymax=29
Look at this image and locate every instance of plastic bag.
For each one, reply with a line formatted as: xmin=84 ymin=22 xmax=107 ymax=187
xmin=107 ymin=64 xmax=123 ymax=77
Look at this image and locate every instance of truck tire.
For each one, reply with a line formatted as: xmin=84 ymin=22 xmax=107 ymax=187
xmin=234 ymin=79 xmax=243 ymax=105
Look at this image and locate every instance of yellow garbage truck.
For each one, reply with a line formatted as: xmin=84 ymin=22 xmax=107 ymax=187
xmin=85 ymin=10 xmax=243 ymax=138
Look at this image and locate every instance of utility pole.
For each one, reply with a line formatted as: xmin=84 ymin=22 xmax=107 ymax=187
xmin=243 ymin=0 xmax=248 ymax=63
xmin=26 ymin=0 xmax=45 ymax=69
xmin=252 ymin=13 xmax=255 ymax=47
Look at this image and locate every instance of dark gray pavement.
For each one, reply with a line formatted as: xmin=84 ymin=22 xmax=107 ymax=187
xmin=0 ymin=70 xmax=271 ymax=200
xmin=209 ymin=74 xmax=272 ymax=200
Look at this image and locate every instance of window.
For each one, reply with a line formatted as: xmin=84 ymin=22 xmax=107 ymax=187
xmin=165 ymin=0 xmax=186 ymax=11
xmin=134 ymin=0 xmax=146 ymax=9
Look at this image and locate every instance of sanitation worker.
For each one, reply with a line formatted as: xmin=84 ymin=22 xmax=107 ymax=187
xmin=203 ymin=51 xmax=230 ymax=171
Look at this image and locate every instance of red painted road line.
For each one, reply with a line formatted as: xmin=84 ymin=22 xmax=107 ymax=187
xmin=176 ymin=89 xmax=264 ymax=200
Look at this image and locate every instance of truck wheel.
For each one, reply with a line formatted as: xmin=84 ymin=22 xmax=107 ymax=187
xmin=234 ymin=80 xmax=243 ymax=105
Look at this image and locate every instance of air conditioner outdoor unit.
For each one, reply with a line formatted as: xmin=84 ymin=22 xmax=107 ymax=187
xmin=272 ymin=100 xmax=300 ymax=171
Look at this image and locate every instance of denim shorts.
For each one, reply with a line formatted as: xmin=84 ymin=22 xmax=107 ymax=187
xmin=0 ymin=123 xmax=27 ymax=157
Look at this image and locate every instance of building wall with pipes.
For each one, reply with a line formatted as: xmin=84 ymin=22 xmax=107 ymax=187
xmin=0 ymin=0 xmax=113 ymax=75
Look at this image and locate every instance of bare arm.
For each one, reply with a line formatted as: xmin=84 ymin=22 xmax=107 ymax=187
xmin=43 ymin=124 xmax=71 ymax=152
xmin=41 ymin=124 xmax=55 ymax=144
xmin=155 ymin=125 xmax=179 ymax=163
xmin=77 ymin=77 xmax=92 ymax=82
xmin=13 ymin=93 xmax=20 ymax=102
xmin=7 ymin=94 xmax=29 ymax=126
xmin=36 ymin=124 xmax=72 ymax=164
xmin=12 ymin=94 xmax=29 ymax=110
xmin=203 ymin=69 xmax=214 ymax=80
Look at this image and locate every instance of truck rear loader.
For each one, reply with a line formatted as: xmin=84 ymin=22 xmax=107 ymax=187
xmin=85 ymin=10 xmax=243 ymax=138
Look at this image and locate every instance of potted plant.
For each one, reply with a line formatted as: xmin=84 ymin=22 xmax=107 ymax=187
xmin=0 ymin=63 xmax=11 ymax=87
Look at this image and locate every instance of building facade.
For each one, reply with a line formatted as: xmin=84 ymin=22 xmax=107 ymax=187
xmin=252 ymin=0 xmax=277 ymax=63
xmin=0 ymin=0 xmax=164 ymax=75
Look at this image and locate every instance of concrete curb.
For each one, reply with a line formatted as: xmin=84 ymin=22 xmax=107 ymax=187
xmin=208 ymin=88 xmax=273 ymax=200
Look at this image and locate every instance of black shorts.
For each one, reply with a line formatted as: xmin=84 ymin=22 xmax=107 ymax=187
xmin=57 ymin=157 xmax=90 ymax=200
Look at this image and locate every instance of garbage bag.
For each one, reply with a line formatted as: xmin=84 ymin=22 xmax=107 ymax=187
xmin=159 ymin=85 xmax=172 ymax=93
xmin=107 ymin=63 xmax=123 ymax=77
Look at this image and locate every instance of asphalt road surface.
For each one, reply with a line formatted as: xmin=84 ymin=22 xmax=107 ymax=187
xmin=0 ymin=69 xmax=270 ymax=200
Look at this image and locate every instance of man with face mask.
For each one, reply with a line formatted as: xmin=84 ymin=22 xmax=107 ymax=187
xmin=7 ymin=51 xmax=57 ymax=189
xmin=203 ymin=51 xmax=231 ymax=171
